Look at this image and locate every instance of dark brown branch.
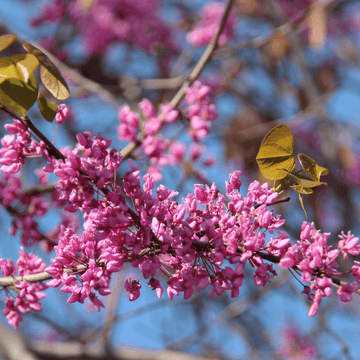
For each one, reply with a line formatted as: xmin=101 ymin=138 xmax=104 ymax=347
xmin=0 ymin=105 xmax=66 ymax=161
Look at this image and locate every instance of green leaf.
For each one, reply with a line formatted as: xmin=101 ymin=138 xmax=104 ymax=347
xmin=297 ymin=153 xmax=329 ymax=182
xmin=256 ymin=125 xmax=295 ymax=180
xmin=37 ymin=93 xmax=58 ymax=122
xmin=0 ymin=74 xmax=38 ymax=116
xmin=0 ymin=54 xmax=39 ymax=83
xmin=0 ymin=34 xmax=16 ymax=52
xmin=23 ymin=43 xmax=70 ymax=100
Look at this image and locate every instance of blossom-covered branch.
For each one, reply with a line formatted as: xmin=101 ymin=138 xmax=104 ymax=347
xmin=0 ymin=109 xmax=359 ymax=330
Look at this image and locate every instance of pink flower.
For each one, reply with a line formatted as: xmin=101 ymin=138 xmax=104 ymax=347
xmin=148 ymin=165 xmax=162 ymax=182
xmin=186 ymin=2 xmax=235 ymax=47
xmin=139 ymin=98 xmax=156 ymax=118
xmin=338 ymin=231 xmax=360 ymax=259
xmin=203 ymin=157 xmax=215 ymax=167
xmin=144 ymin=117 xmax=162 ymax=136
xmin=279 ymin=323 xmax=318 ymax=359
xmin=168 ymin=141 xmax=185 ymax=165
xmin=337 ymin=282 xmax=358 ymax=302
xmin=190 ymin=143 xmax=203 ymax=161
xmin=3 ymin=299 xmax=23 ymax=330
xmin=148 ymin=278 xmax=163 ymax=299
xmin=55 ymin=104 xmax=70 ymax=124
xmin=32 ymin=0 xmax=178 ymax=59
xmin=117 ymin=105 xmax=139 ymax=142
xmin=184 ymin=81 xmax=218 ymax=140
xmin=351 ymin=261 xmax=360 ymax=282
xmin=160 ymin=103 xmax=178 ymax=123
xmin=89 ymin=292 xmax=105 ymax=311
xmin=35 ymin=169 xmax=49 ymax=186
xmin=0 ymin=122 xmax=31 ymax=173
xmin=254 ymin=263 xmax=277 ymax=287
xmin=0 ymin=259 xmax=16 ymax=276
xmin=125 ymin=279 xmax=142 ymax=301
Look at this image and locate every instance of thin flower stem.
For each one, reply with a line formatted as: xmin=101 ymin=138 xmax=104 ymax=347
xmin=288 ymin=267 xmax=306 ymax=287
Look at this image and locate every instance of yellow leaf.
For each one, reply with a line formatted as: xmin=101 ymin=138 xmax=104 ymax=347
xmin=37 ymin=93 xmax=58 ymax=122
xmin=23 ymin=43 xmax=70 ymax=100
xmin=39 ymin=65 xmax=69 ymax=100
xmin=0 ymin=74 xmax=38 ymax=116
xmin=0 ymin=54 xmax=39 ymax=83
xmin=12 ymin=54 xmax=39 ymax=83
xmin=297 ymin=153 xmax=329 ymax=182
xmin=290 ymin=184 xmax=313 ymax=195
xmin=0 ymin=34 xmax=16 ymax=52
xmin=286 ymin=170 xmax=326 ymax=188
xmin=256 ymin=125 xmax=295 ymax=180
xmin=0 ymin=57 xmax=18 ymax=80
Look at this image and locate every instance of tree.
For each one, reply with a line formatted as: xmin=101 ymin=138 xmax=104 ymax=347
xmin=0 ymin=0 xmax=359 ymax=359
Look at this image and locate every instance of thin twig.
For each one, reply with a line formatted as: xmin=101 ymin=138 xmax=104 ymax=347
xmin=120 ymin=0 xmax=235 ymax=159
xmin=169 ymin=0 xmax=235 ymax=109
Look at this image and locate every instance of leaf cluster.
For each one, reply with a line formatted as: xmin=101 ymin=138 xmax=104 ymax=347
xmin=0 ymin=34 xmax=70 ymax=122
xmin=256 ymin=125 xmax=329 ymax=217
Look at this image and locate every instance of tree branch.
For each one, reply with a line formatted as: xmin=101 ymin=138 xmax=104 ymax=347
xmin=120 ymin=0 xmax=235 ymax=159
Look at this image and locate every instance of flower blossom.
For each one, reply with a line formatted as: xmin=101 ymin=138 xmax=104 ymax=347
xmin=187 ymin=2 xmax=235 ymax=47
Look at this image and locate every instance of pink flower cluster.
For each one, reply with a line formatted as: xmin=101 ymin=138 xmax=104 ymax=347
xmin=30 ymin=0 xmax=66 ymax=27
xmin=0 ymin=173 xmax=50 ymax=247
xmin=279 ymin=323 xmax=318 ymax=360
xmin=1 ymin=120 xmax=360 ymax=329
xmin=31 ymin=0 xmax=178 ymax=63
xmin=0 ymin=125 xmax=292 ymax=329
xmin=0 ymin=171 xmax=80 ymax=252
xmin=118 ymin=99 xmax=180 ymax=180
xmin=184 ymin=80 xmax=218 ymax=140
xmin=186 ymin=2 xmax=235 ymax=47
xmin=0 ymin=93 xmax=360 ymax=332
xmin=43 ymin=131 xmax=122 ymax=212
xmin=0 ymin=0 xmax=358 ymax=338
xmin=1 ymin=248 xmax=47 ymax=330
xmin=46 ymin=229 xmax=110 ymax=311
xmin=117 ymin=99 xmax=179 ymax=144
xmin=41 ymin=166 xmax=287 ymax=307
xmin=269 ymin=222 xmax=360 ymax=317
xmin=55 ymin=104 xmax=70 ymax=124
xmin=117 ymin=81 xmax=218 ymax=180
xmin=0 ymin=120 xmax=49 ymax=174
xmin=117 ymin=105 xmax=140 ymax=142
